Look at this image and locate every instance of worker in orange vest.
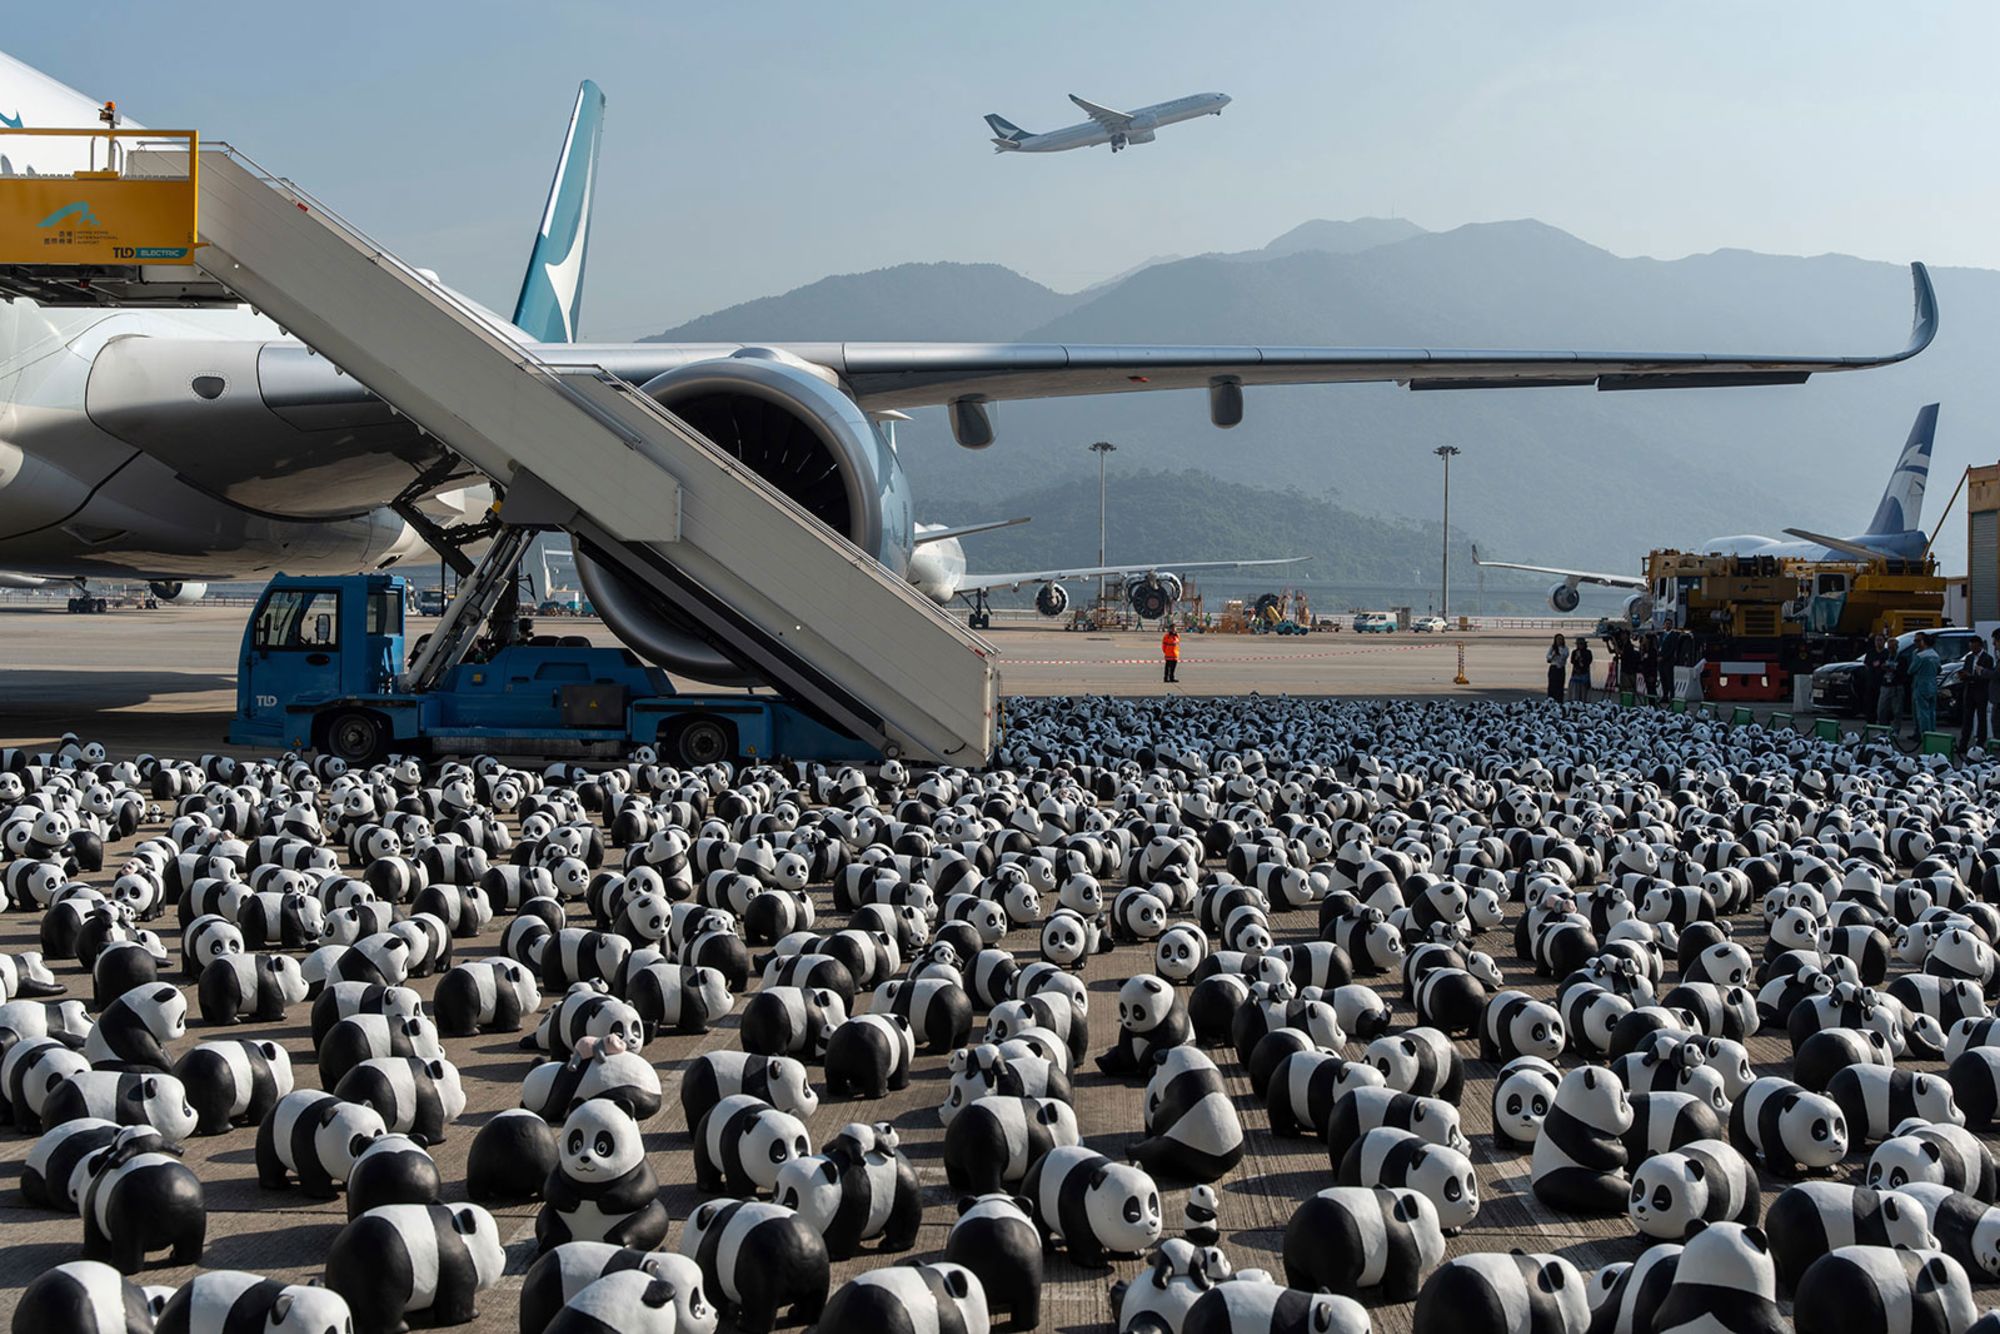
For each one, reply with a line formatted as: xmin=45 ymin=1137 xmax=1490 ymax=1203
xmin=1161 ymin=623 xmax=1181 ymax=683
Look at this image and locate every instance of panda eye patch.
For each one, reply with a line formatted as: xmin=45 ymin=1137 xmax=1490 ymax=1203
xmin=1506 ymin=1095 xmax=1523 ymax=1116
xmin=1532 ymin=1096 xmax=1548 ymax=1115
xmin=1122 ymin=1197 xmax=1144 ymax=1224
xmin=568 ymin=1131 xmax=585 ymax=1154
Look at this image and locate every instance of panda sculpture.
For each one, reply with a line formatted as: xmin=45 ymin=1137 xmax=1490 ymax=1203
xmin=466 ymin=1107 xmax=560 ymax=1203
xmin=1326 ymin=1087 xmax=1470 ymax=1164
xmin=1626 ymin=1138 xmax=1761 ymax=1239
xmin=825 ymin=1013 xmax=917 ymax=1099
xmin=1184 ymin=1281 xmax=1370 ymax=1334
xmin=432 ymin=958 xmax=540 ymax=1036
xmin=627 ymin=962 xmax=733 ymax=1038
xmin=1624 ymin=1092 xmax=1727 ymax=1164
xmin=1337 ymin=1126 xmax=1479 ymax=1233
xmin=255 ymin=1091 xmax=387 ymax=1198
xmin=332 ymin=1055 xmax=466 ymax=1145
xmin=1283 ymin=1185 xmax=1445 ymax=1301
xmin=1894 ymin=1181 xmax=2000 ymax=1281
xmin=1367 ymin=1027 xmax=1464 ymax=1103
xmin=944 ymin=1094 xmax=1081 ymax=1193
xmin=1491 ymin=1056 xmax=1561 ymax=1148
xmin=517 ymin=1243 xmax=716 ymax=1334
xmin=1531 ymin=1065 xmax=1633 ymax=1216
xmin=1096 ymin=974 xmax=1192 ymax=1076
xmin=940 ymin=1042 xmax=1070 ymax=1125
xmin=83 ymin=983 xmax=185 ymax=1073
xmin=521 ymin=1034 xmax=664 ymax=1125
xmin=694 ymin=1092 xmax=811 ymax=1197
xmin=1108 ymin=1239 xmax=1232 ymax=1334
xmin=740 ymin=985 xmax=845 ymax=1060
xmin=1413 ymin=1252 xmax=1591 ymax=1334
xmin=1021 ymin=1144 xmax=1163 ymax=1268
xmin=773 ymin=1120 xmax=921 ymax=1260
xmin=1764 ymin=1182 xmax=1939 ymax=1292
xmin=196 ymin=953 xmax=308 ymax=1026
xmin=343 ymin=1132 xmax=441 ymax=1220
xmin=78 ymin=1125 xmax=207 ymax=1273
xmin=808 ymin=1263 xmax=992 ymax=1334
xmin=1946 ymin=1046 xmax=2000 ymax=1127
xmin=679 ymin=1050 xmax=819 ymax=1134
xmin=1793 ymin=1245 xmax=1976 ymax=1334
xmin=1727 ymin=1076 xmax=1848 ymax=1178
xmin=21 ymin=1116 xmax=120 ymax=1211
xmin=1868 ymin=1121 xmax=1999 ymax=1201
xmin=12 ymin=1261 xmax=157 ymax=1334
xmin=172 ymin=1038 xmax=292 ymax=1135
xmin=1827 ymin=1064 xmax=1963 ymax=1144
xmin=948 ymin=1193 xmax=1044 ymax=1331
xmin=43 ymin=1070 xmax=200 ymax=1141
xmin=1265 ymin=1049 xmax=1384 ymax=1139
xmin=1131 ymin=1044 xmax=1245 ymax=1184
xmin=317 ymin=1011 xmax=444 ymax=1090
xmin=323 ymin=1200 xmax=505 ymax=1334
xmin=1480 ymin=990 xmax=1566 ymax=1064
xmin=537 ymin=1099 xmax=668 ymax=1252
xmin=1588 ymin=1244 xmax=1682 ymax=1334
xmin=676 ymin=1198 xmax=830 ymax=1334
xmin=152 ymin=1270 xmax=354 ymax=1334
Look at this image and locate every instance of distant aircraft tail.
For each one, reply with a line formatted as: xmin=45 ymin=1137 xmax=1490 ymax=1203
xmin=984 ymin=113 xmax=1030 ymax=150
xmin=1864 ymin=402 xmax=1939 ymax=535
xmin=512 ymin=80 xmax=606 ymax=343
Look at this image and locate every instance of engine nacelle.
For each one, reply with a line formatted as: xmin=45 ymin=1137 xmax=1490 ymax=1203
xmin=148 ymin=581 xmax=207 ymax=604
xmin=1548 ymin=581 xmax=1581 ymax=614
xmin=576 ymin=350 xmax=898 ymax=685
xmin=1034 ymin=582 xmax=1069 ymax=617
xmin=1124 ymin=126 xmax=1156 ymax=144
xmin=1623 ymin=593 xmax=1655 ymax=626
xmin=1128 ymin=577 xmax=1175 ymax=620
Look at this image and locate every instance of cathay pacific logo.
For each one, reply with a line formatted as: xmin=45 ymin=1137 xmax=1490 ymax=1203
xmin=37 ymin=200 xmax=98 ymax=227
xmin=0 ymin=111 xmax=22 ymax=129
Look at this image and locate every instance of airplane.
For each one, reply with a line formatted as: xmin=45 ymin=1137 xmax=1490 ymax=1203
xmin=985 ymin=91 xmax=1230 ymax=154
xmin=1470 ymin=403 xmax=1940 ymax=616
xmin=0 ymin=49 xmax=1939 ymax=688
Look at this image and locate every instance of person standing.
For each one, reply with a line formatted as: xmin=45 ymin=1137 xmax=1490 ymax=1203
xmin=1639 ymin=634 xmax=1661 ymax=703
xmin=1161 ymin=622 xmax=1181 ymax=684
xmin=1569 ymin=637 xmax=1594 ymax=703
xmin=1616 ymin=631 xmax=1639 ymax=698
xmin=1861 ymin=634 xmax=1891 ymax=723
xmin=1990 ymin=630 xmax=2000 ymax=741
xmin=1960 ymin=635 xmax=1994 ymax=751
xmin=1546 ymin=633 xmax=1567 ymax=704
xmin=1878 ymin=637 xmax=1906 ymax=727
xmin=1911 ymin=633 xmax=1942 ymax=738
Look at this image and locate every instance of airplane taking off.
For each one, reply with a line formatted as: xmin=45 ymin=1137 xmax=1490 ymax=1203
xmin=0 ymin=50 xmax=1939 ymax=688
xmin=1472 ymin=403 xmax=1941 ymax=614
xmin=985 ymin=91 xmax=1230 ymax=153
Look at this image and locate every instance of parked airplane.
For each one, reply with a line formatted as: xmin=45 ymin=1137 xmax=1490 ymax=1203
xmin=1471 ymin=403 xmax=1940 ymax=615
xmin=0 ymin=50 xmax=1938 ymax=686
xmin=985 ymin=91 xmax=1231 ymax=154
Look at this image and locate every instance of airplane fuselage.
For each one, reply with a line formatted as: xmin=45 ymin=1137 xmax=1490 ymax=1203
xmin=995 ymin=92 xmax=1229 ymax=153
xmin=1699 ymin=530 xmax=1928 ymax=562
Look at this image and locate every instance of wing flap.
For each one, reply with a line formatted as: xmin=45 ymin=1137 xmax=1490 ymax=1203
xmin=1068 ymin=94 xmax=1134 ymax=131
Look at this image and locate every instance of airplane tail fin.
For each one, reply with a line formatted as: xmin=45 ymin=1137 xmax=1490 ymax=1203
xmin=512 ymin=80 xmax=606 ymax=343
xmin=1864 ymin=402 xmax=1939 ymax=535
xmin=984 ymin=113 xmax=1030 ymax=149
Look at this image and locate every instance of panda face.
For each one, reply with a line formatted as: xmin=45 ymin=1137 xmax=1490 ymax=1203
xmin=774 ymin=1154 xmax=842 ymax=1229
xmin=1084 ymin=1160 xmax=1163 ymax=1255
xmin=1495 ymin=1070 xmax=1555 ymax=1143
xmin=741 ymin=1107 xmax=811 ymax=1189
xmin=1119 ymin=976 xmax=1172 ymax=1032
xmin=319 ymin=1101 xmax=387 ymax=1183
xmin=1869 ymin=1133 xmax=1944 ymax=1191
xmin=562 ymin=1100 xmax=643 ymax=1180
xmin=266 ymin=1283 xmax=355 ymax=1334
xmin=1628 ymin=1154 xmax=1700 ymax=1238
xmin=1786 ymin=1091 xmax=1848 ymax=1168
xmin=1514 ymin=1003 xmax=1564 ymax=1060
xmin=1041 ymin=915 xmax=1089 ymax=968
xmin=1408 ymin=1142 xmax=1479 ymax=1231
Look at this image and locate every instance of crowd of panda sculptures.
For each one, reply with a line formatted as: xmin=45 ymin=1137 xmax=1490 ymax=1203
xmin=7 ymin=694 xmax=2000 ymax=1334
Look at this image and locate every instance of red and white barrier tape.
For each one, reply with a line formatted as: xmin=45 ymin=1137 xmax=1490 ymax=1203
xmin=1003 ymin=642 xmax=1456 ymax=668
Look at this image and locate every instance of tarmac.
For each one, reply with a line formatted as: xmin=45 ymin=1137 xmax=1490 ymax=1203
xmin=0 ymin=603 xmax=1909 ymax=1333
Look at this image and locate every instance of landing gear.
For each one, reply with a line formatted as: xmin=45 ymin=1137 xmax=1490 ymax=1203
xmin=64 ymin=582 xmax=107 ymax=614
xmin=965 ymin=589 xmax=993 ymax=631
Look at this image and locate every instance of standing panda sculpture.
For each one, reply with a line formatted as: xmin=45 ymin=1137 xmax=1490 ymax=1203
xmin=1626 ymin=1138 xmax=1761 ymax=1239
xmin=517 ymin=1243 xmax=716 ymax=1334
xmin=466 ymin=1107 xmax=560 ymax=1203
xmin=1793 ymin=1246 xmax=1978 ymax=1334
xmin=1366 ymin=1026 xmax=1465 ymax=1102
xmin=254 ymin=1091 xmax=386 ymax=1198
xmin=152 ymin=1270 xmax=354 ymax=1334
xmin=947 ymin=1194 xmax=1044 ymax=1331
xmin=1413 ymin=1252 xmax=1592 ymax=1334
xmin=77 ymin=1125 xmax=207 ymax=1273
xmin=773 ymin=1121 xmax=921 ymax=1259
xmin=12 ymin=1261 xmax=158 ymax=1334
xmin=537 ymin=1099 xmax=667 ymax=1253
xmin=1283 ymin=1185 xmax=1446 ymax=1300
xmin=1337 ymin=1126 xmax=1479 ymax=1233
xmin=171 ymin=1039 xmax=292 ymax=1135
xmin=944 ymin=1094 xmax=1081 ymax=1193
xmin=1020 ymin=1144 xmax=1163 ymax=1269
xmin=676 ymin=1198 xmax=830 ymax=1334
xmin=324 ymin=1201 xmax=505 ymax=1334
xmin=1130 ymin=1045 xmax=1245 ymax=1184
xmin=1183 ymin=1281 xmax=1370 ymax=1334
xmin=1097 ymin=974 xmax=1193 ymax=1076
xmin=1531 ymin=1065 xmax=1633 ymax=1216
xmin=814 ymin=1262 xmax=989 ymax=1334
xmin=1651 ymin=1222 xmax=1787 ymax=1334
xmin=1727 ymin=1076 xmax=1849 ymax=1178
xmin=1763 ymin=1182 xmax=1940 ymax=1292
xmin=693 ymin=1092 xmax=811 ymax=1197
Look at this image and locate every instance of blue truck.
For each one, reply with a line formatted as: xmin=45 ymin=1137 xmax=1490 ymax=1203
xmin=227 ymin=573 xmax=879 ymax=766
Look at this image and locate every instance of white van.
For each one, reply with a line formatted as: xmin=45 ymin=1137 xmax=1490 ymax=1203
xmin=1352 ymin=612 xmax=1396 ymax=634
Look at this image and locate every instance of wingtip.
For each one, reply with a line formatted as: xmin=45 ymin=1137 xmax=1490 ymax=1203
xmin=1906 ymin=261 xmax=1939 ymax=357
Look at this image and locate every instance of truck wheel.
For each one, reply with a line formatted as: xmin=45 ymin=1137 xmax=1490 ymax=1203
xmin=667 ymin=716 xmax=734 ymax=767
xmin=323 ymin=710 xmax=388 ymax=766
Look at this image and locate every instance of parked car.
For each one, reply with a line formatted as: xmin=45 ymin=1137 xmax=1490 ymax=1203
xmin=1810 ymin=627 xmax=1980 ymax=717
xmin=1411 ymin=616 xmax=1447 ymax=633
xmin=1352 ymin=612 xmax=1396 ymax=634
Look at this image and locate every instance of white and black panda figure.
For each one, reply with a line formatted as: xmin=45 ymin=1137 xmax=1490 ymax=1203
xmin=254 ymin=1091 xmax=388 ymax=1198
xmin=1413 ymin=967 xmax=1488 ymax=1037
xmin=1531 ymin=1065 xmax=1633 ymax=1216
xmin=1413 ymin=1252 xmax=1591 ymax=1334
xmin=740 ymin=985 xmax=846 ymax=1061
xmin=1764 ymin=1182 xmax=1939 ymax=1293
xmin=1326 ymin=1087 xmax=1470 ymax=1163
xmin=1793 ymin=1027 xmax=1895 ymax=1092
xmin=518 ymin=1244 xmax=716 ymax=1334
xmin=1492 ymin=1056 xmax=1561 ymax=1149
xmin=814 ymin=1263 xmax=989 ymax=1334
xmin=323 ymin=1200 xmax=505 ymax=1333
xmin=1132 ymin=1045 xmax=1245 ymax=1184
xmin=344 ymin=1132 xmax=440 ymax=1220
xmin=1183 ymin=1281 xmax=1370 ymax=1334
xmin=12 ymin=1261 xmax=156 ymax=1334
xmin=1107 ymin=1238 xmax=1230 ymax=1334
xmin=1096 ymin=974 xmax=1192 ymax=1077
xmin=679 ymin=1051 xmax=819 ymax=1134
xmin=1155 ymin=923 xmax=1209 ymax=985
xmin=1828 ymin=1065 xmax=1964 ymax=1144
xmin=318 ymin=1012 xmax=445 ymax=1090
xmin=772 ymin=1121 xmax=921 ymax=1260
xmin=1184 ymin=1182 xmax=1221 ymax=1246
xmin=74 ymin=1124 xmax=205 ymax=1273
xmin=309 ymin=981 xmax=423 ymax=1049
xmin=694 ymin=1092 xmax=811 ymax=1197
xmin=1895 ymin=1181 xmax=2000 ymax=1281
xmin=1020 ymin=1144 xmax=1163 ymax=1269
xmin=83 ymin=983 xmax=185 ymax=1073
xmin=432 ymin=958 xmax=540 ymax=1037
xmin=627 ymin=962 xmax=734 ymax=1039
xmin=1265 ymin=1050 xmax=1384 ymax=1139
xmin=1792 ymin=1245 xmax=1977 ymax=1334
xmin=676 ymin=1198 xmax=830 ymax=1334
xmin=1588 ymin=1244 xmax=1682 ymax=1334
xmin=1283 ymin=1185 xmax=1444 ymax=1301
xmin=521 ymin=1034 xmax=664 ymax=1125
xmin=22 ymin=1116 xmax=120 ymax=1211
xmin=940 ymin=1043 xmax=1071 ymax=1125
xmin=947 ymin=1193 xmax=1044 ymax=1331
xmin=825 ymin=1013 xmax=917 ymax=1100
xmin=1727 ymin=1076 xmax=1848 ymax=1178
xmin=43 ymin=1070 xmax=200 ymax=1142
xmin=1338 ymin=1125 xmax=1479 ymax=1233
xmin=1367 ymin=1027 xmax=1465 ymax=1103
xmin=541 ymin=1270 xmax=681 ymax=1334
xmin=333 ymin=1055 xmax=466 ymax=1146
xmin=1480 ymin=990 xmax=1566 ymax=1064
xmin=196 ymin=953 xmax=308 ymax=1027
xmin=152 ymin=1269 xmax=354 ymax=1334
xmin=1624 ymin=1092 xmax=1727 ymax=1165
xmin=1653 ymin=1222 xmax=1787 ymax=1334
xmin=531 ymin=984 xmax=646 ymax=1059
xmin=1626 ymin=1138 xmax=1760 ymax=1240
xmin=1868 ymin=1122 xmax=1999 ymax=1201
xmin=172 ymin=1038 xmax=292 ymax=1135
xmin=1945 ymin=1046 xmax=2000 ymax=1128
xmin=537 ymin=1099 xmax=667 ymax=1253
xmin=944 ymin=1094 xmax=1081 ymax=1193
xmin=871 ymin=977 xmax=975 ymax=1054
xmin=466 ymin=1107 xmax=560 ymax=1203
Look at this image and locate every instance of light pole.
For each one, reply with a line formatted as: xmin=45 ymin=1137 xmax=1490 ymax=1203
xmin=1434 ymin=446 xmax=1461 ymax=623
xmin=1090 ymin=441 xmax=1117 ymax=607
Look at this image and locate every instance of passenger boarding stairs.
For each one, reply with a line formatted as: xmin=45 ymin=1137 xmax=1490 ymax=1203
xmin=141 ymin=145 xmax=997 ymax=765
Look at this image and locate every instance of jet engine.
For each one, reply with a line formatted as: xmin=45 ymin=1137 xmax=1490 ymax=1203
xmin=1127 ymin=574 xmax=1177 ymax=620
xmin=1125 ymin=114 xmax=1157 ymax=144
xmin=148 ymin=581 xmax=208 ymax=604
xmin=1548 ymin=581 xmax=1581 ymax=614
xmin=1035 ymin=582 xmax=1069 ymax=617
xmin=576 ymin=350 xmax=899 ymax=685
xmin=1623 ymin=593 xmax=1656 ymax=626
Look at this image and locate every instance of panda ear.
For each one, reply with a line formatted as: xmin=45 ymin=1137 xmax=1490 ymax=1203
xmin=1683 ymin=1219 xmax=1709 ymax=1239
xmin=1743 ymin=1227 xmax=1769 ymax=1253
xmin=642 ymin=1279 xmax=677 ymax=1310
xmin=1922 ymin=1139 xmax=1944 ymax=1163
xmin=270 ymin=1294 xmax=294 ymax=1324
xmin=1685 ymin=1159 xmax=1705 ymax=1182
xmin=1088 ymin=1162 xmax=1113 ymax=1190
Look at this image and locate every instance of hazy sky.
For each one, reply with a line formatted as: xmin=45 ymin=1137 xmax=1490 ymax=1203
xmin=8 ymin=3 xmax=1995 ymax=337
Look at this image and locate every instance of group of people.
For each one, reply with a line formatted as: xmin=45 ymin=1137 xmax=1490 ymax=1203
xmin=1863 ymin=629 xmax=2000 ymax=747
xmin=1545 ymin=626 xmax=1684 ymax=705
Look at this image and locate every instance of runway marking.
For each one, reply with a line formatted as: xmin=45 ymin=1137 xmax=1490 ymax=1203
xmin=1002 ymin=641 xmax=1456 ymax=667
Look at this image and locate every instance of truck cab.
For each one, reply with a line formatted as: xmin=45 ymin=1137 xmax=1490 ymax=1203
xmin=232 ymin=573 xmax=404 ymax=752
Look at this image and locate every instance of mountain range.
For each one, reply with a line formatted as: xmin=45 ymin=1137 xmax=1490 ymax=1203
xmin=645 ymin=218 xmax=1986 ymax=578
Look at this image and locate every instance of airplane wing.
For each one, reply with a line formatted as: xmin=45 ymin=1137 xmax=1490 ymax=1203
xmin=1469 ymin=547 xmax=1645 ymax=591
xmin=1068 ymin=94 xmax=1135 ymax=133
xmin=565 ymin=262 xmax=1936 ymax=413
xmin=914 ymin=517 xmax=1031 ymax=545
xmin=955 ymin=555 xmax=1306 ymax=595
xmin=1781 ymin=527 xmax=1913 ymax=561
